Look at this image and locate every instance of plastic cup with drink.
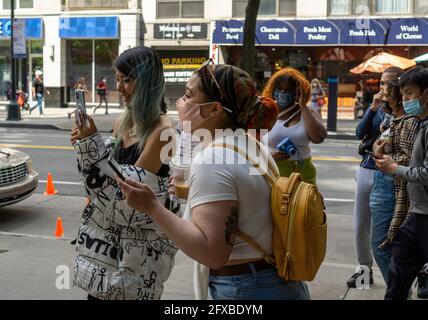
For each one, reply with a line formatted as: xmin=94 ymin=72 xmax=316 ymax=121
xmin=169 ymin=158 xmax=191 ymax=200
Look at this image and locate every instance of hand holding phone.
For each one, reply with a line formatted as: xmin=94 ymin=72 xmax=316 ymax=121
xmin=367 ymin=151 xmax=382 ymax=160
xmin=75 ymin=89 xmax=89 ymax=127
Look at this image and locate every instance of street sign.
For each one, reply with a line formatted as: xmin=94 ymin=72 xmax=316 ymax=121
xmin=154 ymin=23 xmax=208 ymax=40
xmin=13 ymin=19 xmax=26 ymax=59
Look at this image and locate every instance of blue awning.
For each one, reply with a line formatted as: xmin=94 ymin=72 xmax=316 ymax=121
xmin=387 ymin=18 xmax=428 ymax=45
xmin=213 ymin=18 xmax=428 ymax=46
xmin=294 ymin=20 xmax=339 ymax=45
xmin=256 ymin=20 xmax=295 ymax=45
xmin=337 ymin=19 xmax=387 ymax=45
xmin=0 ymin=18 xmax=43 ymax=39
xmin=59 ymin=16 xmax=119 ymax=39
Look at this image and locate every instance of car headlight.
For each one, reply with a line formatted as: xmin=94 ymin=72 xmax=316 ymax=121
xmin=26 ymin=160 xmax=33 ymax=173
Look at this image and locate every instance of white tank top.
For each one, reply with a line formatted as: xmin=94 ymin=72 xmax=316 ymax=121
xmin=262 ymin=115 xmax=312 ymax=160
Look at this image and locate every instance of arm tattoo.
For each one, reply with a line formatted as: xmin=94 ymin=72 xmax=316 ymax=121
xmin=225 ymin=206 xmax=239 ymax=246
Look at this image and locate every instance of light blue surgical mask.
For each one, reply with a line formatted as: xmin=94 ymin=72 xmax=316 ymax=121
xmin=403 ymin=99 xmax=424 ymax=116
xmin=273 ymin=89 xmax=296 ymax=110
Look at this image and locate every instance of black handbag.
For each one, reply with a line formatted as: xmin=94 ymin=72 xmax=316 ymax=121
xmin=358 ymin=134 xmax=378 ymax=156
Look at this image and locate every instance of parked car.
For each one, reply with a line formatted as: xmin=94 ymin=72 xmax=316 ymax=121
xmin=0 ymin=148 xmax=38 ymax=206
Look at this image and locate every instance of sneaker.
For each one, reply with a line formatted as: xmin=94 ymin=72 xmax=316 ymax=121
xmin=347 ymin=269 xmax=374 ymax=288
xmin=417 ymin=273 xmax=428 ymax=299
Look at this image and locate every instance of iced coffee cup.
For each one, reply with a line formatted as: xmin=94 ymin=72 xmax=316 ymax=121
xmin=169 ymin=158 xmax=191 ymax=200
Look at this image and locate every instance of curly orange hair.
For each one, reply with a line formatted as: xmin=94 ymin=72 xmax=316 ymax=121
xmin=262 ymin=68 xmax=311 ymax=105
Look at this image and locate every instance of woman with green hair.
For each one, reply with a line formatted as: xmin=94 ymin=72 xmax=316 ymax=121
xmin=70 ymin=46 xmax=180 ymax=300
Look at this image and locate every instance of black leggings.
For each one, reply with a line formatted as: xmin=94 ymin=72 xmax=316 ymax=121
xmin=385 ymin=212 xmax=428 ymax=300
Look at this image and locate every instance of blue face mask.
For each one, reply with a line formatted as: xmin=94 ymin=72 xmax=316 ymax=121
xmin=273 ymin=90 xmax=296 ymax=110
xmin=403 ymin=99 xmax=424 ymax=116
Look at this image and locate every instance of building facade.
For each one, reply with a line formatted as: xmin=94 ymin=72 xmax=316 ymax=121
xmin=1 ymin=0 xmax=428 ymax=107
xmin=0 ymin=0 xmax=142 ymax=108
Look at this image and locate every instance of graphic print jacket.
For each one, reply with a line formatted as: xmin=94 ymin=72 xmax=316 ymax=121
xmin=73 ymin=133 xmax=180 ymax=300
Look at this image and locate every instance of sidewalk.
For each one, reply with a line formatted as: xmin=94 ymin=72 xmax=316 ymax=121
xmin=0 ymin=106 xmax=358 ymax=140
xmin=2 ymin=194 xmax=422 ymax=300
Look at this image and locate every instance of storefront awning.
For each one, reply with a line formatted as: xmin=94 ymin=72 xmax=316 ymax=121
xmin=213 ymin=18 xmax=428 ymax=47
xmin=294 ymin=20 xmax=339 ymax=45
xmin=0 ymin=18 xmax=43 ymax=39
xmin=387 ymin=18 xmax=428 ymax=45
xmin=59 ymin=16 xmax=119 ymax=39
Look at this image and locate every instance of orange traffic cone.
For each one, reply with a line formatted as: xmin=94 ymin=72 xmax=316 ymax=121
xmin=44 ymin=172 xmax=58 ymax=196
xmin=55 ymin=217 xmax=64 ymax=238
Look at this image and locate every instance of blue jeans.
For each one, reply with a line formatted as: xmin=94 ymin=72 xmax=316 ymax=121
xmin=370 ymin=170 xmax=395 ymax=284
xmin=30 ymin=93 xmax=43 ymax=115
xmin=209 ymin=265 xmax=311 ymax=300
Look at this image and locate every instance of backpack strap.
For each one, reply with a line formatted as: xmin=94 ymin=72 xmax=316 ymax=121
xmin=281 ymin=173 xmax=302 ymax=212
xmin=211 ymin=136 xmax=278 ymax=266
xmin=234 ymin=229 xmax=276 ymax=266
xmin=212 ymin=142 xmax=277 ymax=185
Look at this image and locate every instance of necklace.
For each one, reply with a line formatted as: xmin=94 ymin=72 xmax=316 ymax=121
xmin=128 ymin=126 xmax=137 ymax=137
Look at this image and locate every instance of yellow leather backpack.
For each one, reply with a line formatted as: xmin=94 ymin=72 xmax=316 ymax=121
xmin=214 ymin=140 xmax=327 ymax=281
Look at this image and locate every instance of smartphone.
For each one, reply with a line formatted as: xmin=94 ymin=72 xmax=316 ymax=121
xmin=75 ymin=89 xmax=89 ymax=127
xmin=367 ymin=151 xmax=382 ymax=160
xmin=107 ymin=155 xmax=128 ymax=181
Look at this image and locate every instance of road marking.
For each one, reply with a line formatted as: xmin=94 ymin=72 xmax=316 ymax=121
xmin=39 ymin=180 xmax=81 ymax=186
xmin=0 ymin=142 xmax=362 ymax=163
xmin=324 ymin=198 xmax=354 ymax=203
xmin=312 ymin=156 xmax=360 ymax=163
xmin=0 ymin=143 xmax=74 ymax=151
xmin=0 ymin=231 xmax=73 ymax=241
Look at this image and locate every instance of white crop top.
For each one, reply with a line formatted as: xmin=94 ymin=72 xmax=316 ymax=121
xmin=262 ymin=116 xmax=312 ymax=160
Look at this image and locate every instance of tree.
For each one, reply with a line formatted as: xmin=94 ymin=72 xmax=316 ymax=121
xmin=240 ymin=0 xmax=260 ymax=78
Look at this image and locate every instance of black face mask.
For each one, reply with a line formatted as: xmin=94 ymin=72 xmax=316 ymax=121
xmin=380 ymin=100 xmax=393 ymax=114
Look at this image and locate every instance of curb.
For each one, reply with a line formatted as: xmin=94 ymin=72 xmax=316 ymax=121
xmin=1 ymin=121 xmax=355 ymax=139
xmin=0 ymin=121 xmax=113 ymax=133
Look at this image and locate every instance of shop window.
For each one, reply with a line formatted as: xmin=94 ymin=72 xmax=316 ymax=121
xmin=375 ymin=0 xmax=409 ymax=14
xmin=66 ymin=39 xmax=118 ymax=104
xmin=94 ymin=40 xmax=119 ymax=106
xmin=157 ymin=0 xmax=204 ymax=19
xmin=279 ymin=0 xmax=296 ymax=16
xmin=3 ymin=0 xmax=33 ymax=9
xmin=259 ymin=0 xmax=276 ymax=15
xmin=414 ymin=0 xmax=428 ymax=14
xmin=65 ymin=0 xmax=129 ymax=10
xmin=329 ymin=0 xmax=374 ymax=15
xmin=232 ymin=0 xmax=247 ymax=17
xmin=233 ymin=0 xmax=296 ymax=17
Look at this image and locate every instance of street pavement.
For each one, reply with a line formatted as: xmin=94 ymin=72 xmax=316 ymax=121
xmin=0 ymin=193 xmax=406 ymax=300
xmin=0 ymin=105 xmax=357 ymax=139
xmin=0 ymin=107 xmax=422 ymax=300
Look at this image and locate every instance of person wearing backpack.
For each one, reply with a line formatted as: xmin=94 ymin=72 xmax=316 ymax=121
xmin=116 ymin=61 xmax=312 ymax=300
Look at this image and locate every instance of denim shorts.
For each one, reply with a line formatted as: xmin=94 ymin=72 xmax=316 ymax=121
xmin=209 ymin=265 xmax=311 ymax=300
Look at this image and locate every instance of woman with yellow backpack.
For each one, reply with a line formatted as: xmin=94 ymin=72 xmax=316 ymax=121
xmin=115 ymin=61 xmax=311 ymax=300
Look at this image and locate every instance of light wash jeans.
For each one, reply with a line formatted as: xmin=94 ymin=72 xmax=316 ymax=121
xmin=209 ymin=265 xmax=311 ymax=300
xmin=354 ymin=166 xmax=375 ymax=269
xmin=370 ymin=170 xmax=395 ymax=284
xmin=29 ymin=93 xmax=43 ymax=115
